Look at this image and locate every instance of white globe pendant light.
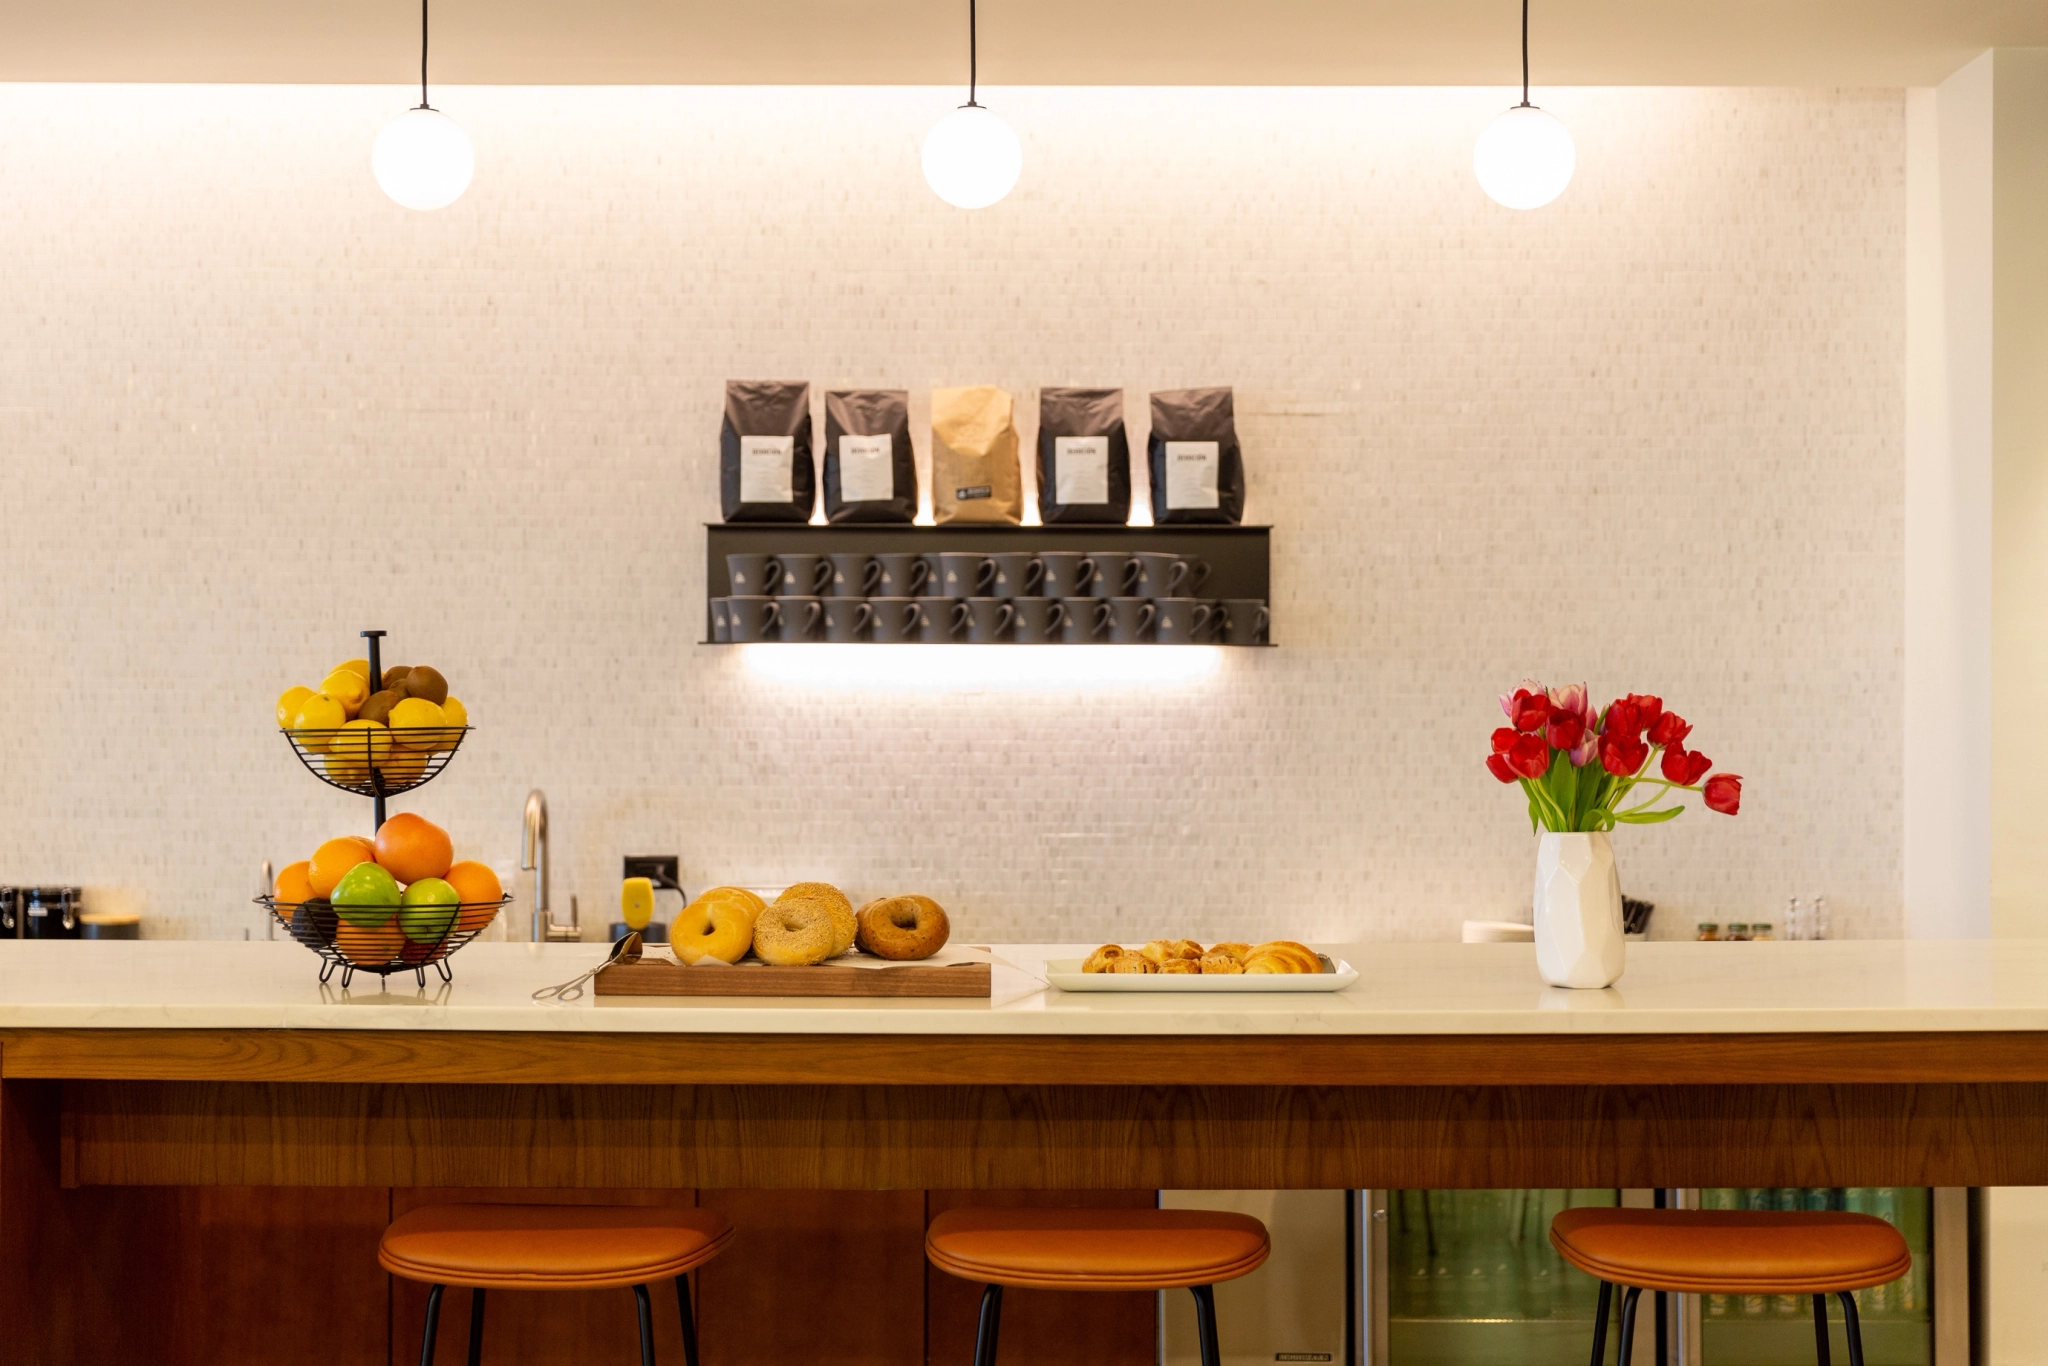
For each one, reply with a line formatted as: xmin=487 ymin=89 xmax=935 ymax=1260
xmin=1474 ymin=0 xmax=1574 ymax=210
xmin=373 ymin=0 xmax=474 ymax=211
xmin=922 ymin=0 xmax=1020 ymax=209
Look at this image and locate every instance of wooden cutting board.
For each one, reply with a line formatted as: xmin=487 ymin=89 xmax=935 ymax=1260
xmin=594 ymin=953 xmax=992 ymax=998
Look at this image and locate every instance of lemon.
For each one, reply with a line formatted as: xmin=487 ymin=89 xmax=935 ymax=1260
xmin=379 ymin=748 xmax=430 ymax=786
xmin=321 ymin=670 xmax=370 ymax=719
xmin=389 ymin=696 xmax=447 ymax=741
xmin=440 ymin=696 xmax=469 ymax=730
xmin=324 ymin=719 xmax=393 ymax=784
xmin=335 ymin=658 xmax=373 ymax=684
xmin=291 ymin=693 xmax=348 ymax=752
xmin=276 ymin=685 xmax=314 ymax=729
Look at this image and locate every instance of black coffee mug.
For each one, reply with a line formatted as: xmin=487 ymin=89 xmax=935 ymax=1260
xmin=821 ymin=599 xmax=874 ymax=642
xmin=869 ymin=597 xmax=922 ymax=643
xmin=1038 ymin=552 xmax=1096 ymax=599
xmin=874 ymin=553 xmax=933 ymax=597
xmin=1219 ymin=598 xmax=1270 ymax=646
xmin=936 ymin=552 xmax=996 ymax=598
xmin=919 ymin=599 xmax=967 ymax=642
xmin=963 ymin=597 xmax=1015 ymax=643
xmin=1131 ymin=552 xmax=1210 ymax=597
xmin=725 ymin=553 xmax=783 ymax=596
xmin=710 ymin=598 xmax=732 ymax=643
xmin=1085 ymin=552 xmax=1139 ymax=598
xmin=726 ymin=595 xmax=783 ymax=642
xmin=1106 ymin=597 xmax=1156 ymax=643
xmin=1060 ymin=600 xmax=1111 ymax=643
xmin=1152 ymin=597 xmax=1215 ymax=645
xmin=987 ymin=552 xmax=1045 ymax=600
xmin=826 ymin=553 xmax=881 ymax=598
xmin=776 ymin=553 xmax=833 ymax=597
xmin=776 ymin=596 xmax=824 ymax=641
xmin=1010 ymin=597 xmax=1067 ymax=642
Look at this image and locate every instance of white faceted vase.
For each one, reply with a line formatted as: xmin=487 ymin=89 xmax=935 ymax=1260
xmin=1532 ymin=831 xmax=1626 ymax=988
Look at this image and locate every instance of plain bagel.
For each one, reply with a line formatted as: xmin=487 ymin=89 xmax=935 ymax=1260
xmin=855 ymin=895 xmax=951 ymax=961
xmin=751 ymin=901 xmax=837 ymax=966
xmin=775 ymin=882 xmax=856 ymax=958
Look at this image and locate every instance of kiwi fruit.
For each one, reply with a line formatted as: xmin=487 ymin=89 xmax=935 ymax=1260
xmin=359 ymin=690 xmax=402 ymax=726
xmin=381 ymin=665 xmax=411 ymax=690
xmin=402 ymin=666 xmax=449 ymax=706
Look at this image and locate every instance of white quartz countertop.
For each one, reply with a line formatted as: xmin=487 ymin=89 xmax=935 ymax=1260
xmin=0 ymin=938 xmax=2040 ymax=1035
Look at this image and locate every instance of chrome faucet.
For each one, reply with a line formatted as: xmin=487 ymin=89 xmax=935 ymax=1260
xmin=521 ymin=789 xmax=580 ymax=942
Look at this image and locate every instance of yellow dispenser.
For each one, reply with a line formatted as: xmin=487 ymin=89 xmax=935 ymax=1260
xmin=620 ymin=876 xmax=656 ymax=931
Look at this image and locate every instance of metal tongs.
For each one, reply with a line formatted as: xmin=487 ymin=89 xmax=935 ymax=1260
xmin=531 ymin=932 xmax=642 ymax=1003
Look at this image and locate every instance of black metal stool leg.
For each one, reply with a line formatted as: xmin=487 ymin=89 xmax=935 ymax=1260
xmin=636 ymin=1282 xmax=657 ymax=1366
xmin=972 ymin=1283 xmax=1004 ymax=1366
xmin=1812 ymin=1293 xmax=1832 ymax=1366
xmin=419 ymin=1284 xmax=446 ymax=1366
xmin=1191 ymin=1284 xmax=1222 ymax=1366
xmin=1588 ymin=1281 xmax=1612 ymax=1366
xmin=1616 ymin=1286 xmax=1643 ymax=1366
xmin=466 ymin=1288 xmax=485 ymax=1366
xmin=1837 ymin=1291 xmax=1867 ymax=1366
xmin=676 ymin=1273 xmax=701 ymax=1366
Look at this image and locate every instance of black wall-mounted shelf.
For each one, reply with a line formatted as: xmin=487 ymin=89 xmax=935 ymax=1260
xmin=703 ymin=524 xmax=1272 ymax=645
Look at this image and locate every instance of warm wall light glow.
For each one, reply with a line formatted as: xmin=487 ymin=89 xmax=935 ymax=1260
xmin=373 ymin=107 xmax=474 ymax=211
xmin=922 ymin=105 xmax=1022 ymax=209
xmin=742 ymin=644 xmax=1222 ymax=691
xmin=1474 ymin=105 xmax=1575 ymax=210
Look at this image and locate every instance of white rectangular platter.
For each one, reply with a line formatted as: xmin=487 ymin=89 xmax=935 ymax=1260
xmin=1044 ymin=955 xmax=1358 ymax=993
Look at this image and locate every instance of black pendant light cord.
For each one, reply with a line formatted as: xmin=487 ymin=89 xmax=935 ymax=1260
xmin=418 ymin=0 xmax=433 ymax=110
xmin=964 ymin=0 xmax=980 ymax=108
xmin=1518 ymin=0 xmax=1532 ymax=108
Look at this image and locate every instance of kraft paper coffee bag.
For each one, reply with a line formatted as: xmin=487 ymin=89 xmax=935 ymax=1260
xmin=823 ymin=389 xmax=917 ymax=524
xmin=932 ymin=385 xmax=1023 ymax=525
xmin=720 ymin=380 xmax=815 ymax=523
xmin=1147 ymin=387 xmax=1245 ymax=525
xmin=1035 ymin=387 xmax=1131 ymax=525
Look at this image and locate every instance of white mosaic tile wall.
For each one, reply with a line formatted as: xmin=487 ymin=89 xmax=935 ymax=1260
xmin=0 ymin=84 xmax=1904 ymax=945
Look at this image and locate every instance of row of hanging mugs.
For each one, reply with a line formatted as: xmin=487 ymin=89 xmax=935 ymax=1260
xmin=714 ymin=550 xmax=1268 ymax=645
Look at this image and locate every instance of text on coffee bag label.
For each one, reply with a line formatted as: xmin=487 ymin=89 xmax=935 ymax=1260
xmin=1054 ymin=435 xmax=1111 ymax=505
xmin=838 ymin=433 xmax=895 ymax=503
xmin=1164 ymin=440 xmax=1221 ymax=510
xmin=739 ymin=435 xmax=795 ymax=504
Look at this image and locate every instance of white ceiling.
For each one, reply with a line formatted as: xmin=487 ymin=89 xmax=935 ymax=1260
xmin=0 ymin=0 xmax=2037 ymax=87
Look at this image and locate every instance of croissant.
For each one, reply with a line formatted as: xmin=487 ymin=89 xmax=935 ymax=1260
xmin=1082 ymin=945 xmax=1125 ymax=974
xmin=1243 ymin=941 xmax=1322 ymax=974
xmin=1207 ymin=941 xmax=1252 ymax=963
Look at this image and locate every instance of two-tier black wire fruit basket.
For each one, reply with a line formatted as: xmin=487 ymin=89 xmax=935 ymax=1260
xmin=257 ymin=629 xmax=513 ymax=988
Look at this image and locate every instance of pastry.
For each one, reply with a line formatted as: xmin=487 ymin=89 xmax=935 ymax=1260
xmin=1082 ymin=945 xmax=1125 ymax=973
xmin=776 ymin=882 xmax=856 ymax=958
xmin=751 ymin=900 xmax=837 ymax=966
xmin=673 ymin=892 xmax=756 ymax=965
xmin=1139 ymin=939 xmax=1202 ymax=965
xmin=1198 ymin=951 xmax=1244 ymax=975
xmin=1207 ymin=942 xmax=1252 ymax=963
xmin=1158 ymin=958 xmax=1199 ymax=974
xmin=1107 ymin=954 xmax=1157 ymax=974
xmin=856 ymin=895 xmax=951 ymax=961
xmin=1243 ymin=940 xmax=1322 ymax=974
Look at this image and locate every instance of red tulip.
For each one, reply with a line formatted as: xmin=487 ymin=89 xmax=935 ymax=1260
xmin=1508 ymin=734 xmax=1551 ymax=780
xmin=1602 ymin=700 xmax=1639 ymax=737
xmin=1486 ymin=754 xmax=1518 ymax=784
xmin=1704 ymin=774 xmax=1743 ymax=815
xmin=1511 ymin=690 xmax=1549 ymax=734
xmin=1661 ymin=745 xmax=1712 ymax=785
xmin=1624 ymin=694 xmax=1663 ymax=735
xmin=1600 ymin=731 xmax=1648 ymax=777
xmin=1648 ymin=712 xmax=1692 ymax=747
xmin=1492 ymin=727 xmax=1519 ymax=755
xmin=1546 ymin=707 xmax=1585 ymax=753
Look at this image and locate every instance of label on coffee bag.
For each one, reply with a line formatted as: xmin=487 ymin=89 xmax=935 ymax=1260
xmin=955 ymin=485 xmax=992 ymax=501
xmin=1054 ymin=436 xmax=1111 ymax=504
xmin=1163 ymin=440 xmax=1221 ymax=510
xmin=739 ymin=435 xmax=795 ymax=503
xmin=838 ymin=433 xmax=895 ymax=503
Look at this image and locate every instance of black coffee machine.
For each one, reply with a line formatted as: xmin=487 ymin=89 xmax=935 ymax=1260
xmin=0 ymin=887 xmax=82 ymax=939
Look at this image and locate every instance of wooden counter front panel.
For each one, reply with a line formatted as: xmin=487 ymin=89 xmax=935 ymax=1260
xmin=60 ymin=1078 xmax=2048 ymax=1189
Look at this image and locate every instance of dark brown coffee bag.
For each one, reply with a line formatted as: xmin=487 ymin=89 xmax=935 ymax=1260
xmin=1035 ymin=387 xmax=1130 ymax=525
xmin=1147 ymin=387 xmax=1245 ymax=525
xmin=932 ymin=385 xmax=1023 ymax=525
xmin=720 ymin=380 xmax=814 ymax=523
xmin=823 ymin=389 xmax=916 ymax=524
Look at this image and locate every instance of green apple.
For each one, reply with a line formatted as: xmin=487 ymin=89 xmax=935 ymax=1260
xmin=331 ymin=862 xmax=401 ymax=927
xmin=398 ymin=877 xmax=460 ymax=944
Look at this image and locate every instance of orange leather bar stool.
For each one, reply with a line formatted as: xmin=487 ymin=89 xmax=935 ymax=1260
xmin=380 ymin=1204 xmax=734 ymax=1366
xmin=1551 ymin=1208 xmax=1912 ymax=1366
xmin=926 ymin=1207 xmax=1271 ymax=1366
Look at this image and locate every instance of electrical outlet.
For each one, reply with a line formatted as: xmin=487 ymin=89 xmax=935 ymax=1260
xmin=623 ymin=855 xmax=681 ymax=892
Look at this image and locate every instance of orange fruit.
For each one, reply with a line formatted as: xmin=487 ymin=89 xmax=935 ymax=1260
xmin=308 ymin=837 xmax=376 ymax=898
xmin=274 ymin=861 xmax=315 ymax=906
xmin=335 ymin=917 xmax=405 ymax=965
xmin=375 ymin=813 xmax=453 ymax=884
xmin=446 ymin=861 xmax=503 ymax=930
